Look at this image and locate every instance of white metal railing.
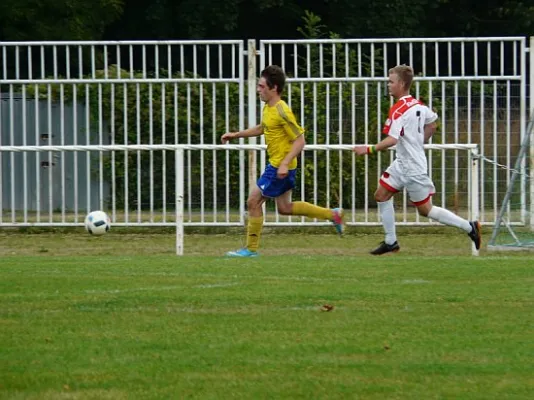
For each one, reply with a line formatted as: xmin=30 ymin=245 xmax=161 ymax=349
xmin=0 ymin=38 xmax=530 ymax=230
xmin=1 ymin=40 xmax=247 ymax=227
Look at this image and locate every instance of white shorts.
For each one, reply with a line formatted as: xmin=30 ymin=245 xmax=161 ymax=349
xmin=379 ymin=160 xmax=435 ymax=206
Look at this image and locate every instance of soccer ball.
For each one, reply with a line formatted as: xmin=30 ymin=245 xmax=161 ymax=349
xmin=84 ymin=210 xmax=111 ymax=236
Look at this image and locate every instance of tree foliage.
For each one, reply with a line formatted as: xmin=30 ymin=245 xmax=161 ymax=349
xmin=0 ymin=0 xmax=531 ymax=41
xmin=0 ymin=0 xmax=124 ymax=41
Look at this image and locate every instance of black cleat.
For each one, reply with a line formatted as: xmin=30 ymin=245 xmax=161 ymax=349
xmin=370 ymin=241 xmax=400 ymax=255
xmin=468 ymin=220 xmax=481 ymax=250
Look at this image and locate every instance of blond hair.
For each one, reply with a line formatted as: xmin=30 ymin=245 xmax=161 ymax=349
xmin=389 ymin=65 xmax=414 ymax=90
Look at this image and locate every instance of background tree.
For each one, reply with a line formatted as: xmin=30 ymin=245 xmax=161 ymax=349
xmin=0 ymin=0 xmax=124 ymax=41
xmin=0 ymin=0 xmax=532 ymax=41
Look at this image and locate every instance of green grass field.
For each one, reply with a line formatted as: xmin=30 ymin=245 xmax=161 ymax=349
xmin=1 ymin=229 xmax=533 ymax=399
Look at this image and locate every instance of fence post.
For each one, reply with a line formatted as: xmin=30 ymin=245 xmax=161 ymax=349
xmin=471 ymin=146 xmax=480 ymax=256
xmin=247 ymin=39 xmax=258 ymax=195
xmin=175 ymin=149 xmax=184 ymax=256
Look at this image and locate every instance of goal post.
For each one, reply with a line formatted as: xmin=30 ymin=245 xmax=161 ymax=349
xmin=0 ymin=143 xmax=480 ymax=256
xmin=175 ymin=149 xmax=185 ymax=256
xmin=487 ymin=110 xmax=534 ymax=251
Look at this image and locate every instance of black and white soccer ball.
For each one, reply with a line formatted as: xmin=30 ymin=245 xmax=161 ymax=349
xmin=84 ymin=210 xmax=111 ymax=236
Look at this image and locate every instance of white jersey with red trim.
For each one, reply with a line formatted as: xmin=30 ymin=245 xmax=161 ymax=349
xmin=382 ymin=95 xmax=438 ymax=176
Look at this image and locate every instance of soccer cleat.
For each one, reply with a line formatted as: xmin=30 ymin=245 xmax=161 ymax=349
xmin=331 ymin=208 xmax=345 ymax=236
xmin=370 ymin=241 xmax=400 ymax=255
xmin=468 ymin=220 xmax=481 ymax=250
xmin=225 ymin=248 xmax=258 ymax=257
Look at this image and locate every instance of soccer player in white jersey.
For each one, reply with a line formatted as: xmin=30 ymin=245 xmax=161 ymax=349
xmin=353 ymin=64 xmax=481 ymax=255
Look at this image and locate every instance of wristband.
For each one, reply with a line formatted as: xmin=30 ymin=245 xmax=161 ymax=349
xmin=367 ymin=145 xmax=377 ymax=155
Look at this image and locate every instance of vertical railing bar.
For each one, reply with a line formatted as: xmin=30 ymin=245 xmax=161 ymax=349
xmin=129 ymin=44 xmax=134 ymax=79
xmin=300 ymin=77 xmax=305 ymax=223
xmin=313 ymin=81 xmax=318 ymax=207
xmin=47 ymin=84 xmax=53 ymax=222
xmin=60 ymin=83 xmax=66 ymax=223
xmin=493 ymin=80 xmax=498 ymax=222
xmin=294 ymin=43 xmax=298 ymax=79
xmin=351 ymin=83 xmax=356 ymax=223
xmin=224 ymin=81 xmax=230 ymax=222
xmin=441 ymin=81 xmax=446 ymax=210
xmin=22 ymin=84 xmax=28 ymax=223
xmin=103 ymin=45 xmax=108 ymax=79
xmin=142 ymin=44 xmax=147 ymax=79
xmin=110 ymin=82 xmax=116 ymax=224
xmin=338 ymin=81 xmax=343 ymax=209
xmin=9 ymin=85 xmax=15 ymax=223
xmin=187 ymin=79 xmax=192 ymax=223
xmin=326 ymin=82 xmax=331 ymax=209
xmin=34 ymin=83 xmax=40 ymax=222
xmin=136 ymin=82 xmax=142 ymax=222
xmin=85 ymin=85 xmax=91 ymax=215
xmin=65 ymin=46 xmax=70 ymax=79
xmin=98 ymin=83 xmax=104 ymax=211
xmin=212 ymin=79 xmax=217 ymax=222
xmin=454 ymin=80 xmax=459 ymax=215
xmin=177 ymin=47 xmax=184 ymax=222
xmin=2 ymin=46 xmax=7 ymax=79
xmin=161 ymin=81 xmax=167 ymax=222
xmin=123 ymin=82 xmax=129 ymax=224
xmin=364 ymin=82 xmax=369 ymax=222
xmin=167 ymin=44 xmax=172 ymax=78
xmin=116 ymin=44 xmax=121 ymax=78
xmin=90 ymin=45 xmax=95 ymax=79
xmin=149 ymin=82 xmax=154 ymax=222
xmin=506 ymin=81 xmax=511 ymax=217
xmin=200 ymin=76 xmax=205 ymax=223
xmin=480 ymin=81 xmax=485 ymax=222
xmin=73 ymin=84 xmax=78 ymax=223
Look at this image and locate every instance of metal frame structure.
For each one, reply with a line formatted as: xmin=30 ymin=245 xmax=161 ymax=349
xmin=0 ymin=38 xmax=530 ymax=235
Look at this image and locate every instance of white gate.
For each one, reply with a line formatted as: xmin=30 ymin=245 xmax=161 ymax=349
xmin=0 ymin=37 xmax=530 ymax=228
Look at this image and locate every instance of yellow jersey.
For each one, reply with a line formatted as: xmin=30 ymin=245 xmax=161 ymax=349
xmin=261 ymin=100 xmax=304 ymax=169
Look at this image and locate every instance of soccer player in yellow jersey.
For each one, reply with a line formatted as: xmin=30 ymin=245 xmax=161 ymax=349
xmin=221 ymin=65 xmax=344 ymax=257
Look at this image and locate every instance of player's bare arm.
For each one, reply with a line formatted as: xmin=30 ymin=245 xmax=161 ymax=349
xmin=353 ymin=135 xmax=398 ymax=156
xmin=221 ymin=125 xmax=263 ymax=143
xmin=277 ymin=134 xmax=305 ymax=178
xmin=424 ymin=122 xmax=437 ymax=143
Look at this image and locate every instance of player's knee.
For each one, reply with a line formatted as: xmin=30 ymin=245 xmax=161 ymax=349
xmin=246 ymin=197 xmax=261 ymax=211
xmin=374 ymin=191 xmax=389 ymax=203
xmin=277 ymin=203 xmax=292 ymax=215
xmin=418 ymin=208 xmax=428 ymax=217
xmin=417 ymin=204 xmax=431 ymax=217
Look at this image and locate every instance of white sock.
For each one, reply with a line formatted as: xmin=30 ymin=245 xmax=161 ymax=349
xmin=378 ymin=200 xmax=397 ymax=244
xmin=427 ymin=206 xmax=472 ymax=233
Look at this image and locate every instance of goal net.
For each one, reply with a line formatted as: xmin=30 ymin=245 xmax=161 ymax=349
xmin=488 ymin=112 xmax=534 ymax=251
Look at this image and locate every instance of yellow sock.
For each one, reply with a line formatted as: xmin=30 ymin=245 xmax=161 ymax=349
xmin=246 ymin=216 xmax=263 ymax=252
xmin=291 ymin=201 xmax=332 ymax=220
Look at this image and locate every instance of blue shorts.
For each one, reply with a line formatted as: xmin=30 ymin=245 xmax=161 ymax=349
xmin=257 ymin=164 xmax=297 ymax=198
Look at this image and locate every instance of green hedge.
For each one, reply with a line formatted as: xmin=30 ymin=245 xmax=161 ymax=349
xmin=24 ymin=61 xmax=515 ymax=211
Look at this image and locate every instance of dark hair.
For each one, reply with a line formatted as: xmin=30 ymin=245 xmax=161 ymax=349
xmin=261 ymin=65 xmax=286 ymax=94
